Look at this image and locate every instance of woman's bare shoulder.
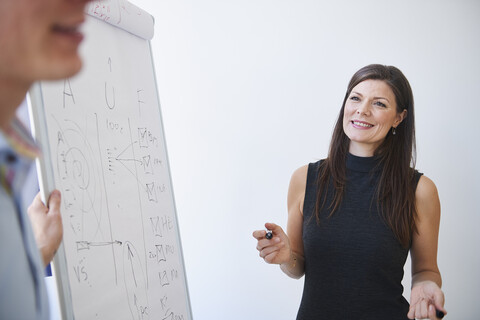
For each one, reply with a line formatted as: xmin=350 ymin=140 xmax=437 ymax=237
xmin=288 ymin=165 xmax=309 ymax=215
xmin=416 ymin=175 xmax=439 ymax=202
xmin=415 ymin=174 xmax=440 ymax=221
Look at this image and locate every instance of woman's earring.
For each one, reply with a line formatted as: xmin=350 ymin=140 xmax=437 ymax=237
xmin=392 ymin=127 xmax=396 ymax=135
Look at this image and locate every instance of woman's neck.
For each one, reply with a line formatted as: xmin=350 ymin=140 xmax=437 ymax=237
xmin=348 ymin=142 xmax=377 ymax=157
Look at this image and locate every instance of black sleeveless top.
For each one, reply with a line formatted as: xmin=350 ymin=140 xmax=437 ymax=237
xmin=297 ymin=154 xmax=423 ymax=320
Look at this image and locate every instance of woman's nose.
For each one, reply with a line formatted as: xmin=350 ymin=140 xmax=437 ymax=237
xmin=356 ymin=101 xmax=370 ymax=116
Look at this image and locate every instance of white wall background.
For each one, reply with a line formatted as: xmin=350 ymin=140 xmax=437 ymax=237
xmin=130 ymin=1 xmax=480 ymax=318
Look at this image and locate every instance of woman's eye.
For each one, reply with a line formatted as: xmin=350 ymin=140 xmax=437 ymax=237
xmin=350 ymin=96 xmax=360 ymax=101
xmin=375 ymin=101 xmax=386 ymax=108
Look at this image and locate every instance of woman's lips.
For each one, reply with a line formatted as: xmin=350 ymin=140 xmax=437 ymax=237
xmin=351 ymin=120 xmax=374 ymax=129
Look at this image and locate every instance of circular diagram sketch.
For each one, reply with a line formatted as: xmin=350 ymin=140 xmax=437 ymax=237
xmin=54 ymin=118 xmax=104 ymax=241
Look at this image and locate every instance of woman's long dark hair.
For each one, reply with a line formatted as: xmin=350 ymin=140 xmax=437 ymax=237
xmin=315 ymin=64 xmax=417 ymax=248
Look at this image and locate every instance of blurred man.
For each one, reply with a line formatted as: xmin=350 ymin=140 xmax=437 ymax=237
xmin=0 ymin=0 xmax=92 ymax=318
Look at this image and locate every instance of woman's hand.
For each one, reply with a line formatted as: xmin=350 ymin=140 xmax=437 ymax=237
xmin=407 ymin=281 xmax=447 ymax=320
xmin=253 ymin=222 xmax=292 ymax=265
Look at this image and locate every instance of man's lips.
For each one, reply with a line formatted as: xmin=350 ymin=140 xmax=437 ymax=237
xmin=52 ymin=23 xmax=82 ymax=33
xmin=51 ymin=21 xmax=85 ymax=43
xmin=52 ymin=17 xmax=85 ymax=34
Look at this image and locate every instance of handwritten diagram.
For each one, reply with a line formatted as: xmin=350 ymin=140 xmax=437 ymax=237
xmin=35 ymin=9 xmax=191 ymax=319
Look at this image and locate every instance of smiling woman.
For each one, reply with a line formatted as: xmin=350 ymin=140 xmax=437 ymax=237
xmin=0 ymin=0 xmax=92 ymax=319
xmin=343 ymin=79 xmax=407 ymax=156
xmin=253 ymin=64 xmax=446 ymax=320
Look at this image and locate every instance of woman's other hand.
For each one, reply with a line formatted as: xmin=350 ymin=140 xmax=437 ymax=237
xmin=408 ymin=280 xmax=447 ymax=320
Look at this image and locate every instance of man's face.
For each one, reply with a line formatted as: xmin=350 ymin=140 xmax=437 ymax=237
xmin=0 ymin=0 xmax=91 ymax=84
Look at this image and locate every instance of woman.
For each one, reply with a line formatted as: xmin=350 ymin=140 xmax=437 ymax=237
xmin=253 ymin=64 xmax=446 ymax=320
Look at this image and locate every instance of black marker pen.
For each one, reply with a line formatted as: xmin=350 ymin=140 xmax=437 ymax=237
xmin=436 ymin=309 xmax=445 ymax=319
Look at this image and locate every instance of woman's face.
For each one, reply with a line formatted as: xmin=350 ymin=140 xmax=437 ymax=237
xmin=343 ymin=79 xmax=406 ymax=156
xmin=0 ymin=0 xmax=91 ymax=84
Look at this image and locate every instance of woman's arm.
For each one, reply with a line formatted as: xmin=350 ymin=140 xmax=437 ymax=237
xmin=252 ymin=165 xmax=307 ymax=279
xmin=279 ymin=165 xmax=308 ymax=279
xmin=407 ymin=175 xmax=447 ymax=319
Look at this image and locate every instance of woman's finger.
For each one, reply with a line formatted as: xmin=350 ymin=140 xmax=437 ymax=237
xmin=414 ymin=300 xmax=421 ymax=318
xmin=260 ymin=241 xmax=284 ymax=256
xmin=424 ymin=299 xmax=433 ymax=319
xmin=432 ymin=291 xmax=446 ymax=315
xmin=257 ymin=236 xmax=280 ymax=249
xmin=252 ymin=229 xmax=267 ymax=240
xmin=427 ymin=304 xmax=438 ymax=320
xmin=259 ymin=246 xmax=278 ymax=258
xmin=264 ymin=222 xmax=286 ymax=237
xmin=416 ymin=299 xmax=427 ymax=319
